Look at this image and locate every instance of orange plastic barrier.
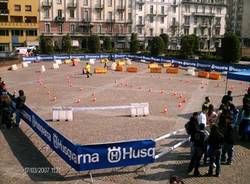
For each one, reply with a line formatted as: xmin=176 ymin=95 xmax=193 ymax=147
xmin=116 ymin=66 xmax=124 ymax=72
xmin=150 ymin=67 xmax=162 ymax=73
xmin=94 ymin=67 xmax=107 ymax=74
xmin=166 ymin=67 xmax=179 ymax=74
xmin=127 ymin=66 xmax=138 ymax=73
xmin=209 ymin=72 xmax=221 ymax=80
xmin=198 ymin=71 xmax=209 ymax=78
xmin=148 ymin=63 xmax=159 ymax=69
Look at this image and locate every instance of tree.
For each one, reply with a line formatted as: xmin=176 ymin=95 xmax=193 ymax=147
xmin=150 ymin=36 xmax=165 ymax=56
xmin=62 ymin=34 xmax=72 ymax=53
xmin=88 ymin=35 xmax=100 ymax=53
xmin=160 ymin=33 xmax=169 ymax=51
xmin=39 ymin=35 xmax=54 ymax=54
xmin=180 ymin=35 xmax=199 ymax=58
xmin=130 ymin=33 xmax=140 ymax=54
xmin=221 ymin=32 xmax=241 ymax=63
xmin=103 ymin=37 xmax=112 ymax=52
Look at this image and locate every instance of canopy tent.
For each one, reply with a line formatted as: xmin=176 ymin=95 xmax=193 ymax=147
xmin=227 ymin=70 xmax=250 ymax=82
xmin=225 ymin=70 xmax=250 ymax=93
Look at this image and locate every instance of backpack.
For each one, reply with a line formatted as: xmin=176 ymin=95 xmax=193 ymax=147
xmin=185 ymin=121 xmax=191 ymax=135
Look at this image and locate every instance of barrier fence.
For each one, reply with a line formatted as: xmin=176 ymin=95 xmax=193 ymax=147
xmin=22 ymin=54 xmax=250 ymax=72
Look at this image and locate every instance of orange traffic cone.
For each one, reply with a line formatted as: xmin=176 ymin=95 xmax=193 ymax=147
xmin=80 ymin=87 xmax=83 ymax=91
xmin=160 ymin=90 xmax=164 ymax=94
xmin=76 ymin=98 xmax=81 ymax=103
xmin=92 ymin=97 xmax=97 ymax=102
xmin=92 ymin=92 xmax=95 ymax=97
xmin=178 ymin=103 xmax=183 ymax=108
xmin=53 ymin=96 xmax=57 ymax=101
xmin=162 ymin=107 xmax=168 ymax=113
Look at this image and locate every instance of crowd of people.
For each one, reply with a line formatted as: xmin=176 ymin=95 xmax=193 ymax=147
xmin=185 ymin=88 xmax=250 ymax=177
xmin=0 ymin=77 xmax=26 ymax=129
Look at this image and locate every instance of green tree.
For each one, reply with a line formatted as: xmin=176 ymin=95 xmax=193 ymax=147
xmin=62 ymin=34 xmax=72 ymax=53
xmin=160 ymin=33 xmax=169 ymax=51
xmin=180 ymin=35 xmax=199 ymax=58
xmin=130 ymin=33 xmax=140 ymax=54
xmin=150 ymin=36 xmax=165 ymax=56
xmin=103 ymin=37 xmax=112 ymax=52
xmin=39 ymin=35 xmax=54 ymax=54
xmin=88 ymin=35 xmax=100 ymax=53
xmin=221 ymin=32 xmax=241 ymax=63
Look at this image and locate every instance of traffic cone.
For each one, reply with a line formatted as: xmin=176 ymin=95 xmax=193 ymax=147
xmin=92 ymin=92 xmax=95 ymax=97
xmin=76 ymin=98 xmax=81 ymax=103
xmin=148 ymin=88 xmax=152 ymax=92
xmin=80 ymin=87 xmax=83 ymax=91
xmin=173 ymin=91 xmax=177 ymax=96
xmin=53 ymin=96 xmax=57 ymax=101
xmin=179 ymin=94 xmax=183 ymax=99
xmin=178 ymin=103 xmax=183 ymax=108
xmin=92 ymin=97 xmax=97 ymax=102
xmin=70 ymin=83 xmax=73 ymax=88
xmin=47 ymin=90 xmax=51 ymax=95
xmin=182 ymin=98 xmax=187 ymax=103
xmin=162 ymin=107 xmax=168 ymax=113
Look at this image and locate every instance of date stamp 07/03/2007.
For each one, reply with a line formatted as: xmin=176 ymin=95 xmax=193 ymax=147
xmin=23 ymin=167 xmax=61 ymax=174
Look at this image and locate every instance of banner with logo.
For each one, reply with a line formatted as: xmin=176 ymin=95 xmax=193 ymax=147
xmin=77 ymin=140 xmax=155 ymax=171
xmin=16 ymin=103 xmax=156 ymax=171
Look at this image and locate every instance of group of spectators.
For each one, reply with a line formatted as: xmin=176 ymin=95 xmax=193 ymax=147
xmin=0 ymin=77 xmax=26 ymax=129
xmin=185 ymin=88 xmax=250 ymax=177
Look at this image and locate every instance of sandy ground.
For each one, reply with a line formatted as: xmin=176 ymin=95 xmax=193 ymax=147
xmin=0 ymin=60 xmax=249 ymax=184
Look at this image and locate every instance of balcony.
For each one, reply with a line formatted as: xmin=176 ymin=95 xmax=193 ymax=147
xmin=137 ymin=22 xmax=145 ymax=26
xmin=41 ymin=1 xmax=52 ymax=8
xmin=0 ymin=22 xmax=38 ymax=29
xmin=106 ymin=19 xmax=115 ymax=24
xmin=95 ymin=4 xmax=104 ymax=10
xmin=215 ymin=23 xmax=221 ymax=27
xmin=55 ymin=16 xmax=65 ymax=23
xmin=158 ymin=12 xmax=167 ymax=17
xmin=67 ymin=2 xmax=77 ymax=9
xmin=117 ymin=5 xmax=125 ymax=12
xmin=170 ymin=22 xmax=179 ymax=28
xmin=193 ymin=12 xmax=215 ymax=17
xmin=136 ymin=0 xmax=145 ymax=5
xmin=80 ymin=18 xmax=94 ymax=27
xmin=200 ymin=23 xmax=210 ymax=27
xmin=0 ymin=9 xmax=9 ymax=15
xmin=183 ymin=22 xmax=190 ymax=27
xmin=148 ymin=12 xmax=157 ymax=17
xmin=182 ymin=0 xmax=226 ymax=6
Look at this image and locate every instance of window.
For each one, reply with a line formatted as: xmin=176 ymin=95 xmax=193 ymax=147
xmin=107 ymin=0 xmax=112 ymax=7
xmin=184 ymin=16 xmax=190 ymax=24
xmin=160 ymin=28 xmax=164 ymax=34
xmin=150 ymin=28 xmax=153 ymax=36
xmin=128 ymin=25 xmax=132 ymax=33
xmin=194 ymin=17 xmax=197 ymax=24
xmin=45 ymin=23 xmax=50 ymax=33
xmin=160 ymin=17 xmax=164 ymax=24
xmin=25 ymin=5 xmax=32 ymax=12
xmin=217 ymin=7 xmax=221 ymax=14
xmin=149 ymin=16 xmax=154 ymax=23
xmin=108 ymin=11 xmax=112 ymax=20
xmin=58 ymin=24 xmax=63 ymax=33
xmin=58 ymin=9 xmax=62 ymax=17
xmin=83 ymin=10 xmax=89 ymax=21
xmin=57 ymin=0 xmax=62 ymax=4
xmin=138 ymin=27 xmax=142 ymax=34
xmin=150 ymin=5 xmax=153 ymax=14
xmin=128 ymin=0 xmax=132 ymax=8
xmin=185 ymin=5 xmax=190 ymax=13
xmin=139 ymin=5 xmax=142 ymax=11
xmin=96 ymin=11 xmax=101 ymax=20
xmin=14 ymin=5 xmax=21 ymax=11
xmin=139 ymin=16 xmax=143 ymax=24
xmin=70 ymin=9 xmax=75 ymax=18
xmin=118 ymin=12 xmax=123 ymax=21
xmin=26 ymin=30 xmax=37 ymax=36
xmin=11 ymin=30 xmax=23 ymax=36
xmin=96 ymin=25 xmax=101 ymax=33
xmin=128 ymin=13 xmax=132 ymax=21
xmin=173 ymin=7 xmax=176 ymax=13
xmin=161 ymin=6 xmax=164 ymax=14
xmin=193 ymin=28 xmax=197 ymax=35
xmin=215 ymin=28 xmax=220 ymax=35
xmin=184 ymin=28 xmax=189 ymax=35
xmin=83 ymin=0 xmax=88 ymax=6
xmin=44 ymin=9 xmax=50 ymax=18
xmin=0 ymin=30 xmax=9 ymax=36
xmin=70 ymin=24 xmax=76 ymax=32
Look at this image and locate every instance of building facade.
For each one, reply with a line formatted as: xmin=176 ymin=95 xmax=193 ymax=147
xmin=0 ymin=0 xmax=39 ymax=52
xmin=39 ymin=0 xmax=133 ymax=49
xmin=38 ymin=0 xmax=226 ymax=51
xmin=226 ymin=0 xmax=250 ymax=48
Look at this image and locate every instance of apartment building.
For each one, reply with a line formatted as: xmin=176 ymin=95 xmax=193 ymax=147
xmin=227 ymin=0 xmax=250 ymax=47
xmin=39 ymin=0 xmax=133 ymax=49
xmin=0 ymin=0 xmax=39 ymax=52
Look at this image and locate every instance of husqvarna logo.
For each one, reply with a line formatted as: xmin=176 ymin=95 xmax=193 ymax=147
xmin=108 ymin=147 xmax=122 ymax=163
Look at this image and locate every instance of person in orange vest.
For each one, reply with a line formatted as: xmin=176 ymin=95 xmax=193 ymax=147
xmin=85 ymin=62 xmax=92 ymax=78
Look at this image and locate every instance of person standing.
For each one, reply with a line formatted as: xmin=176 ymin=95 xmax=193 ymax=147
xmin=207 ymin=104 xmax=218 ymax=127
xmin=1 ymin=93 xmax=13 ymax=129
xmin=188 ymin=123 xmax=208 ymax=176
xmin=85 ymin=62 xmax=92 ymax=78
xmin=221 ymin=115 xmax=235 ymax=165
xmin=221 ymin=90 xmax=233 ymax=105
xmin=198 ymin=105 xmax=208 ymax=127
xmin=207 ymin=123 xmax=224 ymax=177
xmin=15 ymin=90 xmax=26 ymax=127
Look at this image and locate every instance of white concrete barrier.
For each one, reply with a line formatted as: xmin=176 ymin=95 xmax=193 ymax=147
xmin=111 ymin=62 xmax=117 ymax=70
xmin=52 ymin=107 xmax=73 ymax=121
xmin=11 ymin=64 xmax=18 ymax=71
xmin=89 ymin=59 xmax=95 ymax=65
xmin=22 ymin=62 xmax=29 ymax=68
xmin=187 ymin=67 xmax=196 ymax=76
xmin=55 ymin=60 xmax=62 ymax=65
xmin=53 ymin=63 xmax=59 ymax=69
xmin=130 ymin=103 xmax=149 ymax=117
xmin=126 ymin=59 xmax=132 ymax=65
xmin=41 ymin=65 xmax=46 ymax=73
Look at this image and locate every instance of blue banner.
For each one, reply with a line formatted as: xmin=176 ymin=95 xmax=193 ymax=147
xmin=77 ymin=140 xmax=155 ymax=171
xmin=17 ymin=103 xmax=156 ymax=171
